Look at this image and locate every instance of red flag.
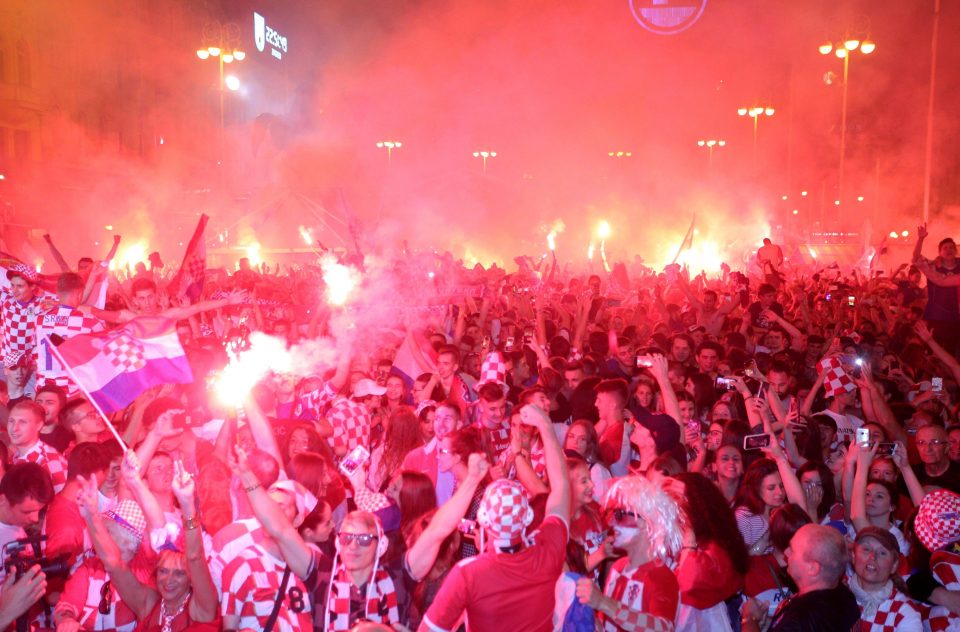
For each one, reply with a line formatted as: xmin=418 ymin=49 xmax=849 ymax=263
xmin=170 ymin=214 xmax=208 ymax=303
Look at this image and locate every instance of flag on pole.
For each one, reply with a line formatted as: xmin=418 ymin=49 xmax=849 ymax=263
xmin=671 ymin=215 xmax=696 ymax=265
xmin=392 ymin=330 xmax=438 ymax=389
xmin=170 ymin=214 xmax=209 ymax=303
xmin=51 ymin=317 xmax=194 ymax=413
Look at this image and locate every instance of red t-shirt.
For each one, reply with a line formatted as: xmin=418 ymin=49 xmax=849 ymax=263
xmin=598 ymin=423 xmax=639 ymax=470
xmin=675 ymin=541 xmax=743 ymax=608
xmin=422 ymin=515 xmax=569 ymax=632
xmin=600 ymin=557 xmax=679 ymax=632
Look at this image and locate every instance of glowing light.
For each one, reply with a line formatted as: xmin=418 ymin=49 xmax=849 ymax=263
xmin=225 ymin=75 xmax=240 ymax=91
xmin=207 ymin=46 xmax=221 ymax=56
xmin=213 ymin=333 xmax=292 ymax=408
xmin=596 ymin=220 xmax=612 ymax=240
xmin=835 ymin=48 xmax=847 ymax=58
xmin=801 ymin=190 xmax=808 ymax=196
xmin=675 ymin=239 xmax=724 ymax=275
xmin=819 ymin=43 xmax=833 ymax=55
xmin=792 ymin=209 xmax=799 ymax=215
xmin=889 ymin=231 xmax=899 ymax=239
xmin=737 ymin=107 xmax=748 ymax=116
xmin=834 ymin=200 xmax=841 ymax=206
xmin=857 ymin=196 xmax=864 ymax=202
xmin=860 ymin=41 xmax=876 ymax=54
xmin=104 ymin=225 xmax=113 ymax=231
xmin=113 ymin=241 xmax=148 ymax=271
xmin=901 ymin=230 xmax=909 ymax=237
xmin=34 ymin=261 xmax=42 ymax=273
xmin=196 ymin=49 xmax=210 ymax=60
xmin=298 ymin=225 xmax=313 ymax=246
xmin=321 ymin=255 xmax=359 ymax=307
xmin=844 ymin=39 xmax=860 ymax=51
xmin=764 ymin=107 xmax=775 ymax=116
xmin=222 ymin=53 xmax=234 ymax=63
xmin=233 ymin=50 xmax=246 ymax=61
xmin=587 ymin=244 xmax=595 ymax=260
xmin=245 ymin=243 xmax=262 ymax=267
xmin=428 ymin=271 xmax=435 ymax=279
xmin=781 ymin=195 xmax=788 ymax=200
xmin=808 ymin=247 xmax=818 ymax=259
xmin=545 ymin=219 xmax=564 ymax=251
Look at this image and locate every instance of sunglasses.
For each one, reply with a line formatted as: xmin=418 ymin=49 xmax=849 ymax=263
xmin=339 ymin=532 xmax=378 ymax=548
xmin=606 ymin=508 xmax=641 ymax=525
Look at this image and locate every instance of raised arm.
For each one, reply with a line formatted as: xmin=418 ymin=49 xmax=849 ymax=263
xmin=916 ymin=321 xmax=960 ymax=386
xmin=643 ymin=354 xmax=682 ymax=429
xmin=171 ymin=460 xmax=218 ymax=622
xmin=519 ymin=404 xmax=569 ymax=524
xmin=850 ymin=441 xmax=877 ymax=531
xmin=241 ymin=394 xmax=283 ymax=467
xmin=230 ymin=447 xmax=316 ymax=579
xmin=119 ymin=451 xmax=166 ymax=534
xmin=406 ymin=454 xmax=489 ymax=580
xmin=42 ymin=233 xmax=72 ymax=272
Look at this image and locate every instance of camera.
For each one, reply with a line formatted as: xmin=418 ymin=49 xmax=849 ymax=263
xmin=2 ymin=535 xmax=70 ymax=580
xmin=715 ymin=376 xmax=737 ymax=391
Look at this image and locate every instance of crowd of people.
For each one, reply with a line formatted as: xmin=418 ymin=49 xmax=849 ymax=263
xmin=0 ymin=224 xmax=957 ymax=632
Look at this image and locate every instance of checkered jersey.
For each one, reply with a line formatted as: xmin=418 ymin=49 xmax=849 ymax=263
xmin=327 ymin=397 xmax=371 ymax=452
xmin=221 ymin=545 xmax=312 ymax=632
xmin=209 ymin=517 xmax=268 ymax=595
xmin=14 ymin=440 xmax=68 ymax=494
xmin=496 ymin=441 xmax=547 ymax=486
xmin=35 ymin=304 xmax=104 ymax=395
xmin=299 ymin=381 xmax=338 ymax=419
xmin=928 ymin=550 xmax=960 ymax=631
xmin=0 ymin=290 xmax=37 ymax=362
xmin=477 ymin=421 xmax=512 ymax=460
xmin=55 ymin=558 xmax=137 ymax=632
xmin=856 ymin=587 xmax=921 ymax=632
xmin=601 ymin=557 xmax=680 ymax=632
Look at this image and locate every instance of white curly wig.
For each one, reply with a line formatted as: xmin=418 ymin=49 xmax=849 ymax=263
xmin=603 ymin=475 xmax=682 ymax=562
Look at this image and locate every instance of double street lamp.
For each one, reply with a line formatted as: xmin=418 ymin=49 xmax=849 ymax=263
xmin=473 ymin=150 xmax=497 ymax=174
xmin=737 ymin=106 xmax=774 ymax=167
xmin=696 ymin=139 xmax=726 ymax=167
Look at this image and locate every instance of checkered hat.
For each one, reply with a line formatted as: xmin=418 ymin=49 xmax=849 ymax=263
xmin=916 ymin=490 xmax=960 ymax=552
xmin=477 ymin=479 xmax=533 ymax=547
xmin=103 ymin=499 xmax=147 ymax=544
xmin=478 ymin=352 xmax=507 ymax=388
xmin=817 ymin=356 xmax=856 ymax=399
xmin=269 ymin=479 xmax=319 ymax=528
xmin=3 ymin=350 xmax=25 ymax=369
xmin=6 ymin=263 xmax=37 ymax=283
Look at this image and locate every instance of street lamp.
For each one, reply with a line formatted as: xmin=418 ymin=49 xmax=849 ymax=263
xmin=819 ymin=37 xmax=876 ymax=206
xmin=197 ymin=21 xmax=245 ymax=163
xmin=473 ymin=150 xmax=497 ymax=174
xmin=696 ymin=139 xmax=726 ymax=167
xmin=737 ymin=105 xmax=774 ymax=167
xmin=607 ymin=151 xmax=632 ymax=158
xmin=376 ymin=141 xmax=402 ymax=165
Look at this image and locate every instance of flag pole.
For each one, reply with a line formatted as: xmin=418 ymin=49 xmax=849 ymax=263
xmin=671 ymin=216 xmax=696 ymax=265
xmin=43 ymin=335 xmax=129 ymax=451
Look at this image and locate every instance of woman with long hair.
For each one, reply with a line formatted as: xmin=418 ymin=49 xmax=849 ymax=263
xmin=850 ymin=443 xmax=911 ymax=556
xmin=733 ymin=444 xmax=807 ymax=555
xmin=437 ymin=426 xmax=488 ymax=558
xmin=566 ymin=456 xmax=610 ymax=573
xmin=563 ymin=419 xmax=611 ymax=502
xmin=741 ymin=504 xmax=811 ymax=622
xmin=283 ymin=422 xmax=329 ymax=465
xmin=671 ymin=472 xmax=749 ymax=631
xmin=369 ymin=407 xmax=424 ymax=492
xmin=287 ymin=451 xmax=347 ymax=518
xmin=796 ymin=461 xmax=843 ymax=528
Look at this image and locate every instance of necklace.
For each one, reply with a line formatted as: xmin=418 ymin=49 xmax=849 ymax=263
xmin=159 ymin=591 xmax=190 ymax=632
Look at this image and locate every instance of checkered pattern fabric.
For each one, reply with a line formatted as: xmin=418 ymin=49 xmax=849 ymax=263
xmin=102 ymin=333 xmax=147 ymax=373
xmin=328 ymin=397 xmax=371 ymax=452
xmin=568 ymin=346 xmax=583 ymax=362
xmin=478 ymin=480 xmax=532 ymax=546
xmin=269 ymin=479 xmax=318 ymax=527
xmin=857 ymin=588 xmax=922 ymax=632
xmin=300 ymin=381 xmax=338 ymax=419
xmin=478 ymin=352 xmax=507 ymax=387
xmin=103 ymin=500 xmax=146 ymax=543
xmin=3 ymin=349 xmax=25 ymax=369
xmin=221 ymin=544 xmax=313 ymax=632
xmin=35 ymin=304 xmax=105 ymax=396
xmin=7 ymin=263 xmax=37 ymax=282
xmin=0 ymin=290 xmax=37 ymax=360
xmin=478 ymin=422 xmax=512 ymax=460
xmin=352 ymin=484 xmax=394 ymax=513
xmin=817 ymin=356 xmax=856 ymax=399
xmin=916 ymin=489 xmax=960 ymax=552
xmin=601 ymin=558 xmax=679 ymax=632
xmin=209 ymin=517 xmax=268 ymax=594
xmin=54 ymin=558 xmax=138 ymax=632
xmin=14 ymin=441 xmax=68 ymax=494
xmin=326 ymin=567 xmax=399 ymax=631
xmin=497 ymin=442 xmax=547 ymax=487
xmin=927 ymin=550 xmax=960 ymax=631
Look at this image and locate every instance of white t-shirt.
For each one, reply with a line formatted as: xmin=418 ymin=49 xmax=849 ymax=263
xmin=819 ymin=408 xmax=864 ymax=445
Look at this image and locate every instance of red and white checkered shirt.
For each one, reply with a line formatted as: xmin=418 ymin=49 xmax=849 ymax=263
xmin=221 ymin=544 xmax=313 ymax=632
xmin=299 ymin=381 xmax=338 ymax=418
xmin=54 ymin=558 xmax=138 ymax=632
xmin=35 ymin=304 xmax=104 ymax=395
xmin=927 ymin=550 xmax=960 ymax=631
xmin=209 ymin=517 xmax=268 ymax=595
xmin=14 ymin=440 xmax=68 ymax=494
xmin=0 ymin=289 xmax=37 ymax=365
xmin=601 ymin=558 xmax=680 ymax=632
xmin=327 ymin=397 xmax=371 ymax=453
xmin=856 ymin=587 xmax=921 ymax=632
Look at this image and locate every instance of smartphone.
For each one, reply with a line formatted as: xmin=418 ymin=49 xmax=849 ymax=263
xmin=339 ymin=445 xmax=370 ymax=477
xmin=715 ymin=376 xmax=737 ymax=391
xmin=855 ymin=427 xmax=870 ymax=447
xmin=825 ymin=293 xmax=832 ymax=302
xmin=848 ymin=295 xmax=856 ymax=307
xmin=172 ymin=412 xmax=195 ymax=429
xmin=932 ymin=377 xmax=944 ymax=393
xmin=755 ymin=382 xmax=767 ymax=401
xmin=457 ymin=518 xmax=477 ymax=535
xmin=876 ymin=442 xmax=898 ymax=456
xmin=637 ymin=356 xmax=653 ymax=368
xmin=505 ymin=336 xmax=515 ymax=351
xmin=743 ymin=434 xmax=772 ymax=451
xmin=523 ymin=334 xmax=533 ymax=346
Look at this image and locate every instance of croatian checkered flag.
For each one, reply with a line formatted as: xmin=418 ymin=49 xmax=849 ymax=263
xmin=170 ymin=214 xmax=208 ymax=304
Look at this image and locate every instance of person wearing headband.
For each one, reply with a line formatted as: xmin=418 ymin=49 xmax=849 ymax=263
xmin=422 ymin=403 xmax=570 ymax=632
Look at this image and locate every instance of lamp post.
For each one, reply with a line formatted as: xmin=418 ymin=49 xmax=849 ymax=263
xmin=197 ymin=21 xmax=245 ymax=164
xmin=737 ymin=106 xmax=774 ymax=168
xmin=696 ymin=139 xmax=726 ymax=168
xmin=819 ymin=37 xmax=876 ymax=206
xmin=376 ymin=141 xmax=402 ymax=165
xmin=472 ymin=150 xmax=497 ymax=174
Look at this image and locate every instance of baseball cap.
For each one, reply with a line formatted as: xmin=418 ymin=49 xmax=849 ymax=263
xmin=854 ymin=525 xmax=900 ymax=555
xmin=353 ymin=378 xmax=387 ymax=398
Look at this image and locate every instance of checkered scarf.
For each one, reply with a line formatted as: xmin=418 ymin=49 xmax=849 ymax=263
xmin=849 ymin=574 xmax=892 ymax=620
xmin=325 ymin=566 xmax=398 ymax=631
xmin=817 ymin=356 xmax=856 ymax=399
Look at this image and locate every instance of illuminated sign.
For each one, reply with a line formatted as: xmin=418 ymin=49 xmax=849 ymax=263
xmin=253 ymin=12 xmax=288 ymax=59
xmin=629 ymin=0 xmax=707 ymax=35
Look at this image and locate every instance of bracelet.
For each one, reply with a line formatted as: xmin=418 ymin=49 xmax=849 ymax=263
xmin=244 ymin=482 xmax=261 ymax=493
xmin=183 ymin=516 xmax=200 ymax=531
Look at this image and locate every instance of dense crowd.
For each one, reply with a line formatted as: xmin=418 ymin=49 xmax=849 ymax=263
xmin=0 ymin=224 xmax=958 ymax=632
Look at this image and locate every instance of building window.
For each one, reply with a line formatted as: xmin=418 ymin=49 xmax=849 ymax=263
xmin=16 ymin=40 xmax=30 ymax=87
